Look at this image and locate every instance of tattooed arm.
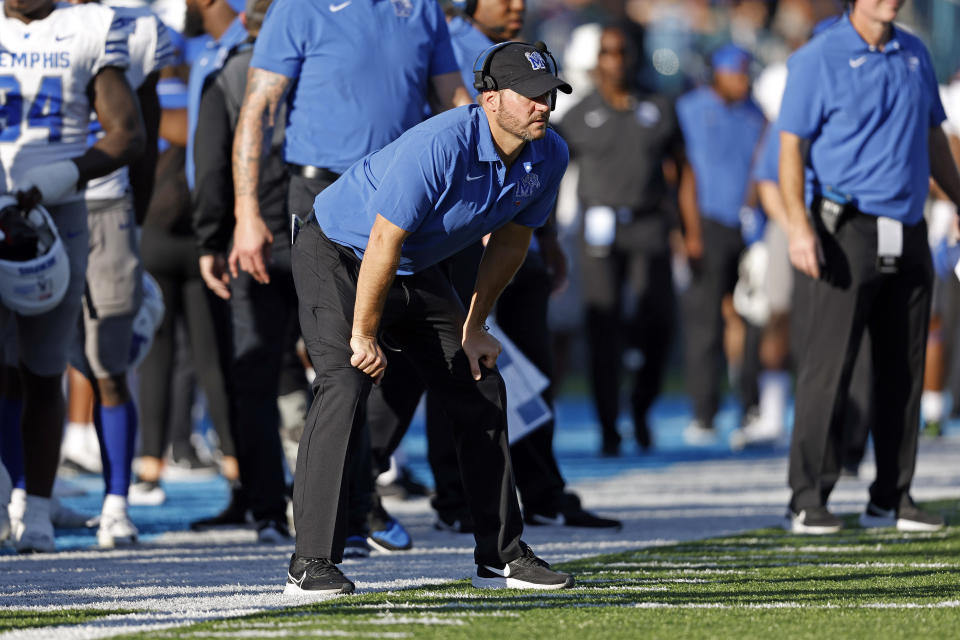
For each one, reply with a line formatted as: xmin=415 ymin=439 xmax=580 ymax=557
xmin=229 ymin=67 xmax=291 ymax=284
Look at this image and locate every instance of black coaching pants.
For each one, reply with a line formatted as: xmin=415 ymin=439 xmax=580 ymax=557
xmin=291 ymin=219 xmax=524 ymax=564
xmin=789 ymin=211 xmax=931 ymax=512
xmin=366 ymin=244 xmax=568 ymax=518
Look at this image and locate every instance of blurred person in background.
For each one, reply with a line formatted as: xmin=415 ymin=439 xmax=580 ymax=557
xmin=559 ymin=24 xmax=687 ymax=456
xmin=675 ymin=43 xmax=766 ymax=445
xmin=191 ymin=0 xmax=295 ymax=543
xmin=136 ymin=6 xmax=239 ymax=519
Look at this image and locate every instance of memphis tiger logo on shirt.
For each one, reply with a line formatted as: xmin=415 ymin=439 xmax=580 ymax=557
xmin=515 ymin=172 xmax=541 ymax=198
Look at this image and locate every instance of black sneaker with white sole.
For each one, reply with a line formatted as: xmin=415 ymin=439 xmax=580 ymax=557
xmin=472 ymin=542 xmax=575 ymax=590
xmin=860 ymin=500 xmax=945 ymax=532
xmin=784 ymin=506 xmax=843 ymax=534
xmin=283 ymin=554 xmax=355 ymax=598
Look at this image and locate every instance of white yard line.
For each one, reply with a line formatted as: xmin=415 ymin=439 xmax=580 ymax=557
xmin=2 ymin=437 xmax=959 ymax=639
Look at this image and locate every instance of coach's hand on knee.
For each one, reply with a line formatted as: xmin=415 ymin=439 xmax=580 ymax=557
xmin=462 ymin=326 xmax=501 ymax=381
xmin=350 ymin=335 xmax=387 ymax=384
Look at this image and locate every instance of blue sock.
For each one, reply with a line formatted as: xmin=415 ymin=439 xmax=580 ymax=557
xmin=94 ymin=401 xmax=138 ymax=497
xmin=0 ymin=397 xmax=25 ymax=490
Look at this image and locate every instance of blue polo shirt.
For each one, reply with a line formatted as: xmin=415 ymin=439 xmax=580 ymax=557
xmin=185 ymin=18 xmax=247 ymax=189
xmin=777 ymin=14 xmax=946 ymax=224
xmin=676 ymin=87 xmax=766 ymax=228
xmin=315 ymin=105 xmax=568 ymax=275
xmin=251 ymin=0 xmax=458 ymax=174
xmin=448 ymin=15 xmax=493 ymax=99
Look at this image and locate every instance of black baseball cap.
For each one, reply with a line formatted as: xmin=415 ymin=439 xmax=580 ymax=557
xmin=486 ymin=42 xmax=572 ymax=99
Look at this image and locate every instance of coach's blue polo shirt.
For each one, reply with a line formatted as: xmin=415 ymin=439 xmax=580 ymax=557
xmin=251 ymin=0 xmax=458 ymax=174
xmin=777 ymin=14 xmax=946 ymax=224
xmin=676 ymin=87 xmax=766 ymax=228
xmin=315 ymin=105 xmax=568 ymax=275
xmin=185 ymin=18 xmax=247 ymax=189
xmin=448 ymin=16 xmax=492 ymax=99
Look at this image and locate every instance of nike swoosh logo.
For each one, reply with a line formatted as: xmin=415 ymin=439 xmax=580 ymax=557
xmin=55 ymin=34 xmax=75 ymax=41
xmin=849 ymin=56 xmax=867 ymax=68
xmin=465 ymin=174 xmax=484 ymax=182
xmin=329 ymin=1 xmax=352 ymax=11
xmin=530 ymin=513 xmax=565 ymax=526
xmin=483 ymin=564 xmax=511 ymax=577
xmin=288 ymin=572 xmax=307 ymax=588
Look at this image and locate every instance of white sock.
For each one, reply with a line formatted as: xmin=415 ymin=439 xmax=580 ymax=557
xmin=921 ymin=390 xmax=945 ymax=423
xmin=758 ymin=370 xmax=790 ymax=435
xmin=102 ymin=493 xmax=128 ymax=517
xmin=9 ymin=487 xmax=26 ymax=521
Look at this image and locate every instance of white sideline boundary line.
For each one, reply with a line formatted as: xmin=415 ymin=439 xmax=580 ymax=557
xmin=2 ymin=437 xmax=959 ymax=639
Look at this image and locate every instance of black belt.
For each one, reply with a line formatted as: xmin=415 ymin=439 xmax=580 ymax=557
xmin=286 ymin=163 xmax=341 ymax=182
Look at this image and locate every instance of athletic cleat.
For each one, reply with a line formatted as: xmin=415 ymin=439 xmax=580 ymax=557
xmin=785 ymin=506 xmax=842 ymax=535
xmin=283 ymin=553 xmax=355 ymax=599
xmin=367 ymin=517 xmax=413 ymax=552
xmin=434 ymin=512 xmax=474 ymax=534
xmin=860 ymin=500 xmax=945 ymax=532
xmin=472 ymin=542 xmax=575 ymax=590
xmin=97 ymin=512 xmax=138 ymax=548
xmin=343 ymin=535 xmax=371 ymax=558
xmin=256 ymin=519 xmax=293 ymax=544
xmin=129 ymin=480 xmax=166 ymax=506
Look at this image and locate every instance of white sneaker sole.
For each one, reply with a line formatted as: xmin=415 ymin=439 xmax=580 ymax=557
xmin=97 ymin=531 xmax=138 ymax=548
xmin=471 ymin=576 xmax=574 ymax=590
xmin=896 ymin=518 xmax=945 ymax=532
xmin=785 ymin=516 xmax=842 ymax=535
xmin=282 ymin=582 xmax=352 ymax=599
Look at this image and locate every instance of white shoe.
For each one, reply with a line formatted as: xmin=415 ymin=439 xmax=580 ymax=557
xmin=129 ymin=480 xmax=166 ymax=506
xmin=14 ymin=496 xmax=56 ymax=553
xmin=97 ymin=512 xmax=138 ymax=548
xmin=8 ymin=487 xmax=25 ymax=534
xmin=60 ymin=423 xmax=103 ymax=474
xmin=730 ymin=417 xmax=783 ymax=451
xmin=683 ymin=420 xmax=718 ymax=446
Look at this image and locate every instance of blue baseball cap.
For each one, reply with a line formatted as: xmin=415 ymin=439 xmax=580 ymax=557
xmin=711 ymin=44 xmax=751 ymax=73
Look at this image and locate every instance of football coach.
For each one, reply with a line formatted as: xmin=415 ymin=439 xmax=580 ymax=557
xmin=283 ymin=42 xmax=576 ymax=598
xmin=779 ymin=0 xmax=960 ymax=534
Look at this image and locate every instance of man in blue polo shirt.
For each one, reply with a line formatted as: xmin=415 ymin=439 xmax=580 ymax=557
xmin=283 ymin=42 xmax=575 ymax=597
xmin=779 ymin=0 xmax=960 ymax=535
xmin=676 ymin=44 xmax=767 ymax=444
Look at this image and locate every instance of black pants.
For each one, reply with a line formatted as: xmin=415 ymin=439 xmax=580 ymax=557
xmin=683 ymin=218 xmax=744 ymax=425
xmin=138 ymin=227 xmax=234 ymax=460
xmin=367 ymin=245 xmax=568 ymax=518
xmin=789 ymin=212 xmax=931 ymax=512
xmin=291 ymin=220 xmax=523 ymax=565
xmin=580 ymin=214 xmax=675 ymax=446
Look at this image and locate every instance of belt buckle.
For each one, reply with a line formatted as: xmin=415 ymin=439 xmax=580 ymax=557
xmin=819 ymin=199 xmax=843 ymax=234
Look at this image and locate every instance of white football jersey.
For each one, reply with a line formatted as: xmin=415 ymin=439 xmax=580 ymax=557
xmin=0 ymin=3 xmax=131 ymax=202
xmin=86 ymin=2 xmax=176 ymax=201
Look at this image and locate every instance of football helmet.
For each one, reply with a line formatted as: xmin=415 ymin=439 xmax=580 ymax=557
xmin=0 ymin=195 xmax=70 ymax=316
xmin=129 ymin=272 xmax=165 ymax=368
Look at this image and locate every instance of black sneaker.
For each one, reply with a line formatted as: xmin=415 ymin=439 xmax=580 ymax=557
xmin=283 ymin=554 xmax=355 ymax=598
xmin=860 ymin=499 xmax=945 ymax=532
xmin=190 ymin=487 xmax=250 ymax=530
xmin=472 ymin=542 xmax=575 ymax=590
xmin=784 ymin=506 xmax=842 ymax=534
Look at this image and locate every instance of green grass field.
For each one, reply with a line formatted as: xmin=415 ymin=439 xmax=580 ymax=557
xmin=7 ymin=499 xmax=958 ymax=639
xmin=117 ymin=499 xmax=959 ymax=640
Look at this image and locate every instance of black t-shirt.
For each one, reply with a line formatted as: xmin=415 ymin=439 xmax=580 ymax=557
xmin=559 ymin=91 xmax=683 ymax=213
